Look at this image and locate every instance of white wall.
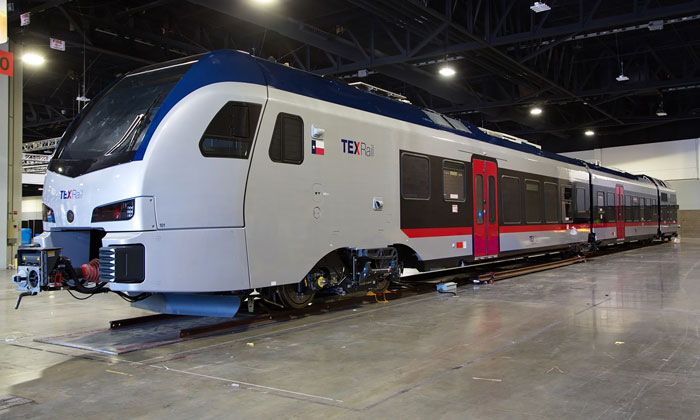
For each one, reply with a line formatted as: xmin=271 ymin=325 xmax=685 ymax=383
xmin=561 ymin=138 xmax=700 ymax=210
xmin=21 ymin=196 xmax=42 ymax=221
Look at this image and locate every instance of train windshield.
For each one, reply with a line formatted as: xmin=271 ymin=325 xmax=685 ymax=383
xmin=49 ymin=60 xmax=196 ymax=177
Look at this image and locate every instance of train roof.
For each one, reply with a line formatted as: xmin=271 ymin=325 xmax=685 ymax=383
xmin=136 ymin=50 xmax=642 ymax=182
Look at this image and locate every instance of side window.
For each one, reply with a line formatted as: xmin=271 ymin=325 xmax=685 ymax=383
xmin=501 ymin=175 xmax=520 ymax=224
xmin=269 ymin=113 xmax=304 ymax=164
xmin=606 ymin=192 xmax=615 ymax=221
xmin=475 ymin=174 xmax=484 ymax=225
xmin=632 ymin=197 xmax=639 ymax=221
xmin=544 ymin=182 xmax=558 ymax=223
xmin=671 ymin=194 xmax=677 ymax=221
xmin=524 ymin=179 xmax=541 ymax=224
xmin=625 ymin=195 xmax=632 ymax=222
xmin=488 ymin=176 xmax=496 ymax=224
xmin=638 ymin=196 xmax=644 ymax=221
xmin=442 ymin=160 xmax=465 ymax=202
xmin=596 ymin=191 xmax=605 ymax=221
xmin=652 ymin=199 xmax=657 ymax=220
xmin=597 ymin=191 xmax=605 ymax=207
xmin=575 ymin=187 xmax=587 ymax=215
xmin=401 ymin=153 xmax=430 ymax=200
xmin=645 ymin=198 xmax=651 ymax=221
xmin=199 ymin=102 xmax=262 ymax=159
xmin=561 ymin=185 xmax=573 ymax=222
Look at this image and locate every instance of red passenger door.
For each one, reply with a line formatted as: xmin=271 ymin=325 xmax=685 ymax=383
xmin=616 ymin=186 xmax=625 ymax=239
xmin=473 ymin=159 xmax=499 ymax=258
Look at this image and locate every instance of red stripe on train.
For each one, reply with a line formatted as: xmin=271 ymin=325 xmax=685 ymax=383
xmin=500 ymin=224 xmax=589 ymax=233
xmin=401 ymin=227 xmax=472 ymax=238
xmin=593 ymin=223 xmax=616 ymax=228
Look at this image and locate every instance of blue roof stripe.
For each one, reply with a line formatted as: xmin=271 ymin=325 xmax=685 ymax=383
xmin=134 ymin=50 xmax=639 ymax=181
xmin=133 ymin=51 xmax=266 ymax=161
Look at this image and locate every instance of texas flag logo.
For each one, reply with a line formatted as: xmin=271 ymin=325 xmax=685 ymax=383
xmin=312 ymin=139 xmax=325 ymax=155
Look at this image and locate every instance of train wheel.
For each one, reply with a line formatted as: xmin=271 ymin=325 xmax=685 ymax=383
xmin=278 ymin=283 xmax=315 ymax=309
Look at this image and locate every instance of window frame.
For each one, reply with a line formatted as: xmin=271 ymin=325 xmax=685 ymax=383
xmin=400 ymin=152 xmax=431 ymax=201
xmin=501 ymin=175 xmax=521 ymax=225
xmin=441 ymin=160 xmax=466 ymax=203
xmin=488 ymin=175 xmax=497 ymax=224
xmin=606 ymin=191 xmax=616 ymax=221
xmin=269 ymin=112 xmax=304 ymax=165
xmin=543 ymin=181 xmax=559 ymax=223
xmin=575 ymin=187 xmax=587 ymax=215
xmin=199 ymin=101 xmax=262 ymax=159
xmin=524 ymin=178 xmax=542 ymax=224
xmin=561 ymin=185 xmax=573 ymax=222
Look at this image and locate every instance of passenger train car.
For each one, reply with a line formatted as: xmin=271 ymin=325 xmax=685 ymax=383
xmin=12 ymin=50 xmax=679 ymax=316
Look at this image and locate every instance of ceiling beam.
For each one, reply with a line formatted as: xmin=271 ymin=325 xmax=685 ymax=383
xmin=313 ymin=1 xmax=700 ymax=75
xmin=188 ymin=0 xmax=476 ymax=105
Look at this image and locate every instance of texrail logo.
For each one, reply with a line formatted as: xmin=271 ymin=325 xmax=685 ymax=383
xmin=341 ymin=139 xmax=374 ymax=157
xmin=59 ymin=190 xmax=83 ymax=200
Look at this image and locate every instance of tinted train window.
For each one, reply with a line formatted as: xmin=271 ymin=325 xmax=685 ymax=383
xmin=489 ymin=176 xmax=496 ymax=224
xmin=625 ymin=195 xmax=634 ymax=222
xmin=576 ymin=187 xmax=587 ymax=214
xmin=638 ymin=197 xmax=644 ymax=221
xmin=596 ymin=192 xmax=605 ymax=221
xmin=269 ymin=113 xmax=304 ymax=164
xmin=645 ymin=198 xmax=651 ymax=221
xmin=442 ymin=160 xmax=465 ymax=202
xmin=475 ymin=174 xmax=484 ymax=225
xmin=544 ymin=182 xmax=558 ymax=223
xmin=661 ymin=192 xmax=668 ymax=202
xmin=606 ymin=192 xmax=615 ymax=221
xmin=200 ymin=102 xmax=261 ymax=159
xmin=652 ymin=199 xmax=658 ymax=219
xmin=501 ymin=176 xmax=520 ymax=224
xmin=401 ymin=154 xmax=430 ymax=200
xmin=525 ymin=180 xmax=541 ymax=224
xmin=561 ymin=185 xmax=573 ymax=222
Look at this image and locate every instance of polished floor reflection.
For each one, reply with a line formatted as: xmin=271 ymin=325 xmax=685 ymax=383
xmin=1 ymin=240 xmax=698 ymax=419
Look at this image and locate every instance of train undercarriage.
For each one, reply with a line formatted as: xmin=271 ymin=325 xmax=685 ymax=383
xmin=11 ymin=243 xmax=403 ymax=314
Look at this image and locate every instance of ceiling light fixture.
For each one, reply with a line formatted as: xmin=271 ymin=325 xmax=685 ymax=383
xmin=616 ymin=62 xmax=629 ymax=82
xmin=656 ymin=101 xmax=667 ymax=117
xmin=530 ymin=107 xmax=543 ymax=116
xmin=439 ymin=65 xmax=456 ymax=77
xmin=530 ymin=2 xmax=551 ymax=13
xmin=584 ymin=130 xmax=595 ymax=136
xmin=22 ymin=52 xmax=45 ymax=66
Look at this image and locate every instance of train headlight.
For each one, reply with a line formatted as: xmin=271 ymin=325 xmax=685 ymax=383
xmin=42 ymin=204 xmax=55 ymax=223
xmin=92 ymin=199 xmax=135 ymax=222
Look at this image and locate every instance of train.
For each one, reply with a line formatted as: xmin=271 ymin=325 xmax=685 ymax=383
xmin=11 ymin=50 xmax=679 ymax=316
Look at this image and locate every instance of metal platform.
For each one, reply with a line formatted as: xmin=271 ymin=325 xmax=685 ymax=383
xmin=33 ymin=315 xmax=231 ymax=354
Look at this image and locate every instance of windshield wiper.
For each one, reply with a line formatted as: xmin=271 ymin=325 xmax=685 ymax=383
xmin=105 ymin=94 xmax=162 ymax=156
xmin=125 ymin=94 xmax=162 ymax=151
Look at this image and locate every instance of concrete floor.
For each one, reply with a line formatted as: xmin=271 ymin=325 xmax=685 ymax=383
xmin=1 ymin=240 xmax=699 ymax=419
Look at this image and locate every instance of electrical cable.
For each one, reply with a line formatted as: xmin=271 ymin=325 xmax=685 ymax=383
xmin=66 ymin=288 xmax=97 ymax=300
xmin=114 ymin=291 xmax=152 ymax=302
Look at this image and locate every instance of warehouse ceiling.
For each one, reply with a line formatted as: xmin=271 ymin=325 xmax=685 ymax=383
xmin=8 ymin=0 xmax=700 ymax=152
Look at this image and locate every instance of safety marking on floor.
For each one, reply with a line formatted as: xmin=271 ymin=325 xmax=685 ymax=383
xmin=105 ymin=369 xmax=133 ymax=376
xmin=148 ymin=365 xmax=345 ymax=404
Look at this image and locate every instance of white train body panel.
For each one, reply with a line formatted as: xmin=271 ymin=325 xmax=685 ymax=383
xmin=34 ymin=50 xmax=678 ymax=299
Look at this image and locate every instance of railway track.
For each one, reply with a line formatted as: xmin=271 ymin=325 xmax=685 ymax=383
xmin=108 ymin=240 xmax=664 ymax=340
